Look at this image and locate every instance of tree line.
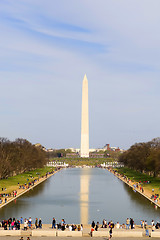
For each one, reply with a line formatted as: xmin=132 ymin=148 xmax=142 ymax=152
xmin=47 ymin=149 xmax=72 ymax=158
xmin=119 ymin=138 xmax=160 ymax=177
xmin=47 ymin=149 xmax=121 ymax=159
xmin=0 ymin=138 xmax=47 ymax=179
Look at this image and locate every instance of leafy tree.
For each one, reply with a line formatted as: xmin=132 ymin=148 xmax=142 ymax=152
xmin=0 ymin=137 xmax=47 ymax=179
xmin=119 ymin=138 xmax=160 ymax=176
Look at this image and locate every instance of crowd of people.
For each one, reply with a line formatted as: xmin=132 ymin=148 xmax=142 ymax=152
xmin=52 ymin=218 xmax=83 ymax=231
xmin=90 ymin=218 xmax=160 ymax=237
xmin=1 ymin=216 xmax=160 ymax=237
xmin=0 ymin=216 xmax=84 ymax=232
xmin=0 ymin=217 xmax=159 ymax=240
xmin=91 ymin=218 xmax=135 ymax=231
xmin=91 ymin=220 xmax=114 ymax=239
xmin=0 ymin=181 xmax=36 ymax=205
xmin=0 ymin=217 xmax=42 ymax=230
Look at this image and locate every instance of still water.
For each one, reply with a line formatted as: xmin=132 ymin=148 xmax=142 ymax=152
xmin=0 ymin=168 xmax=160 ymax=224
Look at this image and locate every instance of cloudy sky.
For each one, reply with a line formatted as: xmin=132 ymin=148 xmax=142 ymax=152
xmin=0 ymin=0 xmax=160 ymax=150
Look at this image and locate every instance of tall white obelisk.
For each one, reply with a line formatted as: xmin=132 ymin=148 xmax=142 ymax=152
xmin=80 ymin=74 xmax=89 ymax=158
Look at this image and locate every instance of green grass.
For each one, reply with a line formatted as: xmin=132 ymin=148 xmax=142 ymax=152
xmin=115 ymin=167 xmax=160 ymax=192
xmin=0 ymin=167 xmax=55 ymax=194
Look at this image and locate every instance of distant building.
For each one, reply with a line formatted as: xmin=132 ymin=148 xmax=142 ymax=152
xmin=103 ymin=144 xmax=111 ymax=150
xmin=103 ymin=144 xmax=125 ymax=153
xmin=34 ymin=142 xmax=125 ymax=157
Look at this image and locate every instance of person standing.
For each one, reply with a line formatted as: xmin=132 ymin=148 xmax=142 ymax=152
xmin=52 ymin=217 xmax=56 ymax=229
xmin=35 ymin=218 xmax=38 ymax=229
xmin=24 ymin=219 xmax=28 ymax=231
xmin=126 ymin=218 xmax=130 ymax=229
xmin=130 ymin=218 xmax=134 ymax=229
xmin=28 ymin=217 xmax=32 ymax=229
xmin=8 ymin=218 xmax=11 ymax=230
xmin=91 ymin=221 xmax=95 ymax=229
xmin=39 ymin=218 xmax=42 ymax=229
xmin=142 ymin=220 xmax=145 ymax=229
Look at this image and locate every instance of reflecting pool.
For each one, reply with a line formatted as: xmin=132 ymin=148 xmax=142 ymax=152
xmin=0 ymin=168 xmax=159 ymax=224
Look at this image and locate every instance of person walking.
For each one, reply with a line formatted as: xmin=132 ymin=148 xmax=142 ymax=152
xmin=145 ymin=225 xmax=149 ymax=237
xmin=109 ymin=227 xmax=113 ymax=239
xmin=28 ymin=217 xmax=32 ymax=229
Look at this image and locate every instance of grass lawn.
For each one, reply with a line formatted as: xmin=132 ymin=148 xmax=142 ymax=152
xmin=0 ymin=167 xmax=55 ymax=194
xmin=116 ymin=167 xmax=160 ymax=193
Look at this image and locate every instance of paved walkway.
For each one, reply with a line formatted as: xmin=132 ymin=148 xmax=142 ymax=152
xmin=0 ymin=237 xmax=159 ymax=240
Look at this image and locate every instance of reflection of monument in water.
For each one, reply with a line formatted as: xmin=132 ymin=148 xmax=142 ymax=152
xmin=80 ymin=169 xmax=90 ymax=224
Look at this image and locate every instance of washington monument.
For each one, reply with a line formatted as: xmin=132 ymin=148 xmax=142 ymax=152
xmin=80 ymin=74 xmax=89 ymax=158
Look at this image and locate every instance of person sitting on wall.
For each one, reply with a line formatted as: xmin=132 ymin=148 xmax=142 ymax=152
xmin=4 ymin=221 xmax=7 ymax=230
xmin=90 ymin=227 xmax=94 ymax=236
xmin=95 ymin=222 xmax=99 ymax=231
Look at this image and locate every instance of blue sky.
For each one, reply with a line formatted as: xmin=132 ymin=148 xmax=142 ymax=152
xmin=0 ymin=0 xmax=160 ymax=149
